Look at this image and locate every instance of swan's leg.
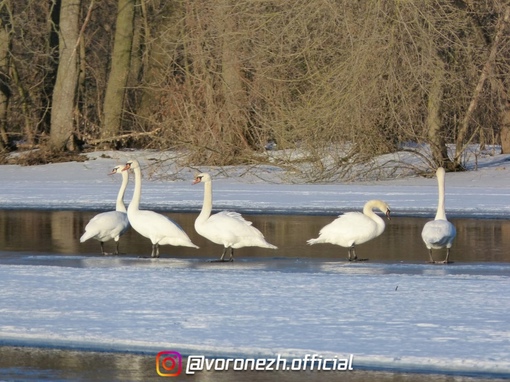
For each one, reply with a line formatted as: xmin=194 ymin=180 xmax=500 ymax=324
xmin=348 ymin=246 xmax=369 ymax=262
xmin=439 ymin=248 xmax=452 ymax=264
xmin=114 ymin=240 xmax=120 ymax=255
xmin=428 ymin=249 xmax=435 ymax=263
xmin=220 ymin=247 xmax=228 ymax=261
xmin=151 ymin=243 xmax=160 ymax=258
xmin=100 ymin=241 xmax=117 ymax=256
xmin=228 ymin=248 xmax=234 ymax=262
xmin=207 ymin=247 xmax=232 ymax=263
xmin=348 ymin=246 xmax=357 ymax=261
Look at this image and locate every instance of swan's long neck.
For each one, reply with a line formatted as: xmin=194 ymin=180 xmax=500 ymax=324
xmin=129 ymin=166 xmax=142 ymax=212
xmin=363 ymin=201 xmax=386 ymax=234
xmin=116 ymin=171 xmax=129 ymax=213
xmin=435 ymin=170 xmax=447 ymax=221
xmin=197 ymin=180 xmax=213 ymax=222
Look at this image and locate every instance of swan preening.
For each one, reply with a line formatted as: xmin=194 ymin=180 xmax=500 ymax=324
xmin=193 ymin=172 xmax=277 ymax=262
xmin=421 ymin=167 xmax=456 ymax=264
xmin=122 ymin=159 xmax=199 ymax=258
xmin=307 ymin=200 xmax=391 ymax=261
xmin=79 ymin=165 xmax=130 ymax=255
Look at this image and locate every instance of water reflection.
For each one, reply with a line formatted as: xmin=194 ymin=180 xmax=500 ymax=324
xmin=0 ymin=210 xmax=509 ymax=263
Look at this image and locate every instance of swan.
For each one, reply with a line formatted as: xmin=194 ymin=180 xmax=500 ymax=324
xmin=421 ymin=167 xmax=456 ymax=264
xmin=307 ymin=199 xmax=391 ymax=261
xmin=193 ymin=173 xmax=277 ymax=262
xmin=80 ymin=165 xmax=130 ymax=255
xmin=122 ymin=159 xmax=198 ymax=258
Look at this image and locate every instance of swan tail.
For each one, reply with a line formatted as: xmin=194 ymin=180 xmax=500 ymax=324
xmin=159 ymin=238 xmax=199 ymax=248
xmin=80 ymin=231 xmax=95 ymax=243
xmin=264 ymin=243 xmax=278 ymax=249
xmin=306 ymin=238 xmax=320 ymax=245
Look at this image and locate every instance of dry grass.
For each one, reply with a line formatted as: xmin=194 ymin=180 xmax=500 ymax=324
xmin=4 ymin=148 xmax=87 ymax=166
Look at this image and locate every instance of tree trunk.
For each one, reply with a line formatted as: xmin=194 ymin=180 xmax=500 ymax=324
xmin=501 ymin=99 xmax=510 ymax=153
xmin=426 ymin=63 xmax=454 ymax=169
xmin=100 ymin=0 xmax=135 ymax=148
xmin=0 ymin=14 xmax=10 ymax=150
xmin=219 ymin=1 xmax=249 ymax=154
xmin=49 ymin=0 xmax=80 ymax=151
xmin=455 ymin=6 xmax=510 ymax=164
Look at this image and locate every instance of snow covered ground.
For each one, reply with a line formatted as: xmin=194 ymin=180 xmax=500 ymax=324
xmin=1 ymin=148 xmax=510 ymax=217
xmin=0 ymin=149 xmax=510 ymax=378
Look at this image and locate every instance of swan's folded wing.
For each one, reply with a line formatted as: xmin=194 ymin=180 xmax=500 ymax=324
xmin=212 ymin=211 xmax=253 ymax=225
xmin=81 ymin=211 xmax=129 ymax=242
xmin=205 ymin=211 xmax=265 ymax=239
xmin=318 ymin=212 xmax=379 ymax=245
xmin=322 ymin=212 xmax=370 ymax=234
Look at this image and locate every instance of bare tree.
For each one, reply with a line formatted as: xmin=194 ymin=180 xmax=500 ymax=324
xmin=100 ymin=0 xmax=135 ymax=148
xmin=2 ymin=0 xmax=510 ymax=179
xmin=49 ymin=0 xmax=81 ymax=151
xmin=455 ymin=4 xmax=510 ymax=162
xmin=0 ymin=1 xmax=10 ymax=149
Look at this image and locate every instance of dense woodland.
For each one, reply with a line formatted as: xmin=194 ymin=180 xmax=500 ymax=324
xmin=0 ymin=0 xmax=510 ymax=179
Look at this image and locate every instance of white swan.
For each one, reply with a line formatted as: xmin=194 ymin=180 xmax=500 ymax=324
xmin=122 ymin=159 xmax=198 ymax=258
xmin=307 ymin=200 xmax=391 ymax=261
xmin=421 ymin=167 xmax=456 ymax=264
xmin=193 ymin=173 xmax=277 ymax=262
xmin=80 ymin=165 xmax=130 ymax=255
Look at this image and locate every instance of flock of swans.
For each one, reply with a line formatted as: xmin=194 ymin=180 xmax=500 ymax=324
xmin=80 ymin=160 xmax=456 ymax=264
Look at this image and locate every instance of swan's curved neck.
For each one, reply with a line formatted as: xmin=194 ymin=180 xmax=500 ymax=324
xmin=363 ymin=201 xmax=385 ymax=232
xmin=435 ymin=171 xmax=447 ymax=220
xmin=116 ymin=171 xmax=129 ymax=213
xmin=197 ymin=180 xmax=213 ymax=222
xmin=129 ymin=166 xmax=142 ymax=212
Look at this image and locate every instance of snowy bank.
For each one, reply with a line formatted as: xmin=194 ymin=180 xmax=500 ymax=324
xmin=0 ymin=149 xmax=510 ymax=217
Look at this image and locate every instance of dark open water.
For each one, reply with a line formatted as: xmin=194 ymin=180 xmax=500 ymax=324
xmin=0 ymin=210 xmax=509 ymax=263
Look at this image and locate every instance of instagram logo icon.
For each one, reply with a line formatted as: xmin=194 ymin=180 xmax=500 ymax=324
xmin=156 ymin=351 xmax=182 ymax=377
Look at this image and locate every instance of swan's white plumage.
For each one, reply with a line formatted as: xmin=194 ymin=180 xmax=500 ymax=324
xmin=421 ymin=167 xmax=456 ymax=263
xmin=193 ymin=173 xmax=276 ymax=261
xmin=307 ymin=199 xmax=390 ymax=260
xmin=123 ymin=159 xmax=198 ymax=257
xmin=422 ymin=220 xmax=456 ymax=248
xmin=80 ymin=211 xmax=129 ymax=243
xmin=79 ymin=165 xmax=130 ymax=255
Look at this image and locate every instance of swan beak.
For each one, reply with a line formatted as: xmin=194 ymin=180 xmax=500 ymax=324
xmin=386 ymin=209 xmax=391 ymax=220
xmin=121 ymin=163 xmax=131 ymax=172
xmin=108 ymin=168 xmax=118 ymax=176
xmin=192 ymin=175 xmax=203 ymax=185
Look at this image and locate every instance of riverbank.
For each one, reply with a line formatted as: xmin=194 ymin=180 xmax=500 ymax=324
xmin=0 ymin=149 xmax=510 ymax=217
